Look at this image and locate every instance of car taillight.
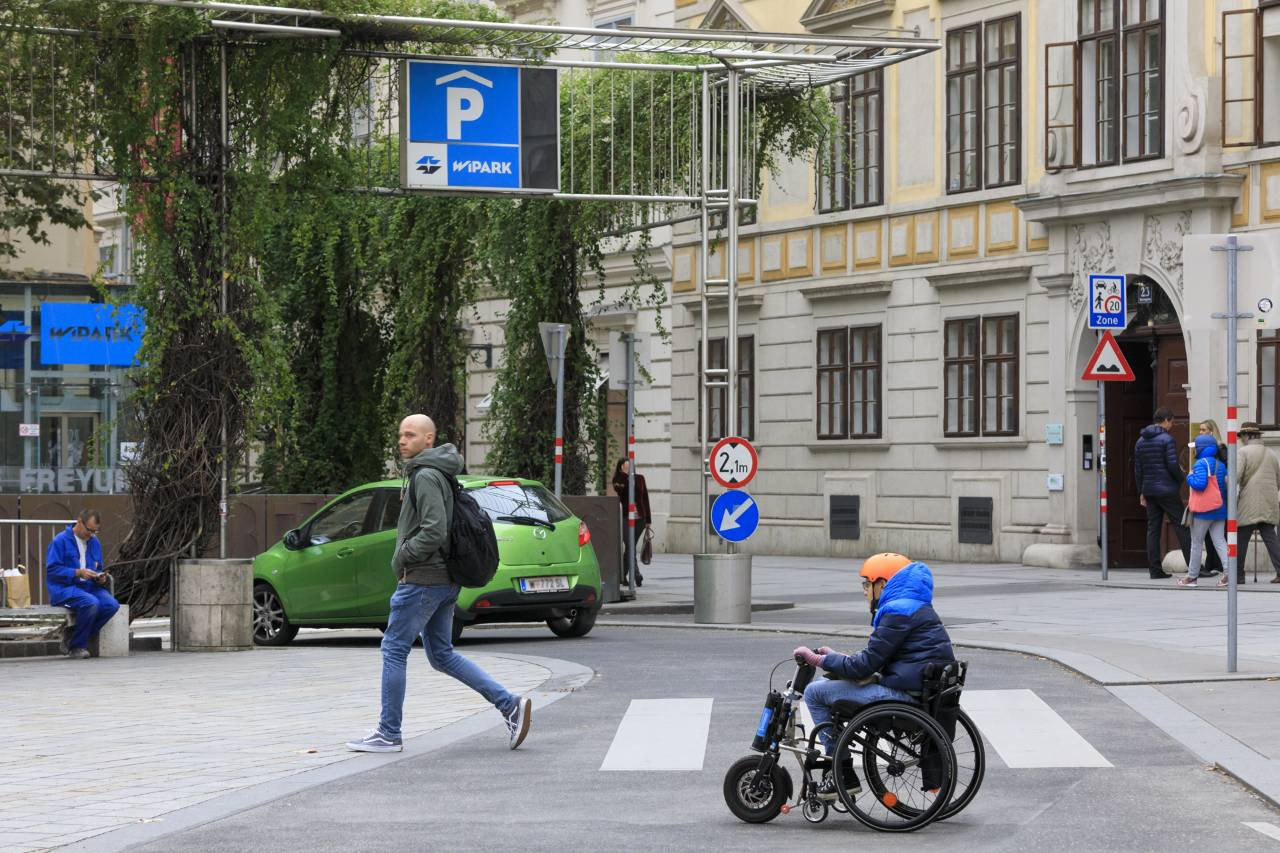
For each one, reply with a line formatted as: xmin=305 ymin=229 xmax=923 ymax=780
xmin=578 ymin=521 xmax=591 ymax=546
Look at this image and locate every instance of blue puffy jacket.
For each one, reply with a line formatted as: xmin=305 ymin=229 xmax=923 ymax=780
xmin=1187 ymin=435 xmax=1228 ymax=521
xmin=1134 ymin=424 xmax=1184 ymax=497
xmin=45 ymin=525 xmax=104 ymax=595
xmin=819 ymin=562 xmax=956 ymax=693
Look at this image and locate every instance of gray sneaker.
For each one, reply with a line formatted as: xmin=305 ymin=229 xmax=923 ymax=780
xmin=67 ymin=647 xmax=91 ymax=660
xmin=346 ymin=730 xmax=402 ymax=753
xmin=505 ymin=696 xmax=532 ymax=750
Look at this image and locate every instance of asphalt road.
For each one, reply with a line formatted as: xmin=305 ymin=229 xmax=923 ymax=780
xmin=130 ymin=625 xmax=1280 ymax=853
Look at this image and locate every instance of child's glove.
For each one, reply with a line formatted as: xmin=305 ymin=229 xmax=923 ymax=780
xmin=793 ymin=646 xmax=824 ymax=668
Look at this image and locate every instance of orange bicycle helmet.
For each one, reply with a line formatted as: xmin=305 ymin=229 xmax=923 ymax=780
xmin=859 ymin=553 xmax=911 ymax=582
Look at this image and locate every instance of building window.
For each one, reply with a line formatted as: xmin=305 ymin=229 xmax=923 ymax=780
xmin=947 ymin=17 xmax=1021 ymax=193
xmin=1045 ymin=2 xmax=1164 ymax=169
xmin=945 ymin=315 xmax=1019 ymax=437
xmin=1259 ymin=330 xmax=1280 ymax=428
xmin=984 ymin=16 xmax=1021 ymax=186
xmin=701 ymin=335 xmax=754 ymax=442
xmin=1222 ymin=2 xmax=1280 ymax=148
xmin=1123 ymin=0 xmax=1164 ymax=160
xmin=981 ymin=315 xmax=1019 ymax=435
xmin=816 ymin=329 xmax=847 ymax=438
xmin=818 ymin=70 xmax=883 ymax=212
xmin=815 ymin=325 xmax=881 ymax=439
xmin=946 ymin=24 xmax=982 ymax=192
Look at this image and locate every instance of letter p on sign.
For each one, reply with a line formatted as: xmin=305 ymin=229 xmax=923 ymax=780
xmin=446 ymin=87 xmax=484 ymax=139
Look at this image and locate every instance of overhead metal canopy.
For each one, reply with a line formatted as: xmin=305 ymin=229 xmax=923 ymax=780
xmin=119 ymin=0 xmax=939 ymax=86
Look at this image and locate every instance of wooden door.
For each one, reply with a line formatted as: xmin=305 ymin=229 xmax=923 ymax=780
xmin=1105 ymin=338 xmax=1155 ymax=567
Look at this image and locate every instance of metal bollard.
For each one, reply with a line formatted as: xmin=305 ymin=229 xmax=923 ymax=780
xmin=693 ymin=553 xmax=752 ymax=623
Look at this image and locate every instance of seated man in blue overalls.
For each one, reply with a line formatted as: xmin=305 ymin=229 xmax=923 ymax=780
xmin=46 ymin=509 xmax=118 ymax=659
xmin=793 ymin=553 xmax=955 ymax=801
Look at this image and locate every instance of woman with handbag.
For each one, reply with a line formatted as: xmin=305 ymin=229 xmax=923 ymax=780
xmin=1178 ymin=433 xmax=1229 ymax=588
xmin=611 ymin=458 xmax=652 ymax=587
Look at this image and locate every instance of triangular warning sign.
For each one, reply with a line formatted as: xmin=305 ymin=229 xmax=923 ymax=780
xmin=1082 ymin=331 xmax=1135 ymax=381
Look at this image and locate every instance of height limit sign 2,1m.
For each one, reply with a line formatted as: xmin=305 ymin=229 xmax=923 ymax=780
xmin=1087 ymin=273 xmax=1126 ymax=330
xmin=709 ymin=435 xmax=758 ymax=489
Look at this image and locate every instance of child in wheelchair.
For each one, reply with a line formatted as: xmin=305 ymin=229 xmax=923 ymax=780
xmin=792 ymin=553 xmax=955 ymax=801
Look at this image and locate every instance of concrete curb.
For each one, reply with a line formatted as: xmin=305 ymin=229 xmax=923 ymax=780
xmin=63 ymin=652 xmax=595 ymax=853
xmin=599 ymin=600 xmax=794 ymax=616
xmin=596 ymin=618 xmax=1280 ymax=685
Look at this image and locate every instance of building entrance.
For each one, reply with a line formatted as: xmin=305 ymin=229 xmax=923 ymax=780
xmin=1104 ymin=285 xmax=1188 ymax=569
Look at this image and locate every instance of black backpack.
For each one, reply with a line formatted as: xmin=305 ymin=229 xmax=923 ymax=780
xmin=409 ymin=470 xmax=500 ymax=588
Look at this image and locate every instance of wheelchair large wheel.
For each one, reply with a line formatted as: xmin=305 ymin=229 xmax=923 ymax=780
xmin=936 ymin=708 xmax=985 ymax=821
xmin=723 ymin=755 xmax=791 ymax=824
xmin=832 ymin=703 xmax=956 ymax=832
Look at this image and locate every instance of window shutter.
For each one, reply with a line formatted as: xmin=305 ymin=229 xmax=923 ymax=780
xmin=1044 ymin=41 xmax=1079 ymax=171
xmin=1222 ymin=9 xmax=1259 ymax=148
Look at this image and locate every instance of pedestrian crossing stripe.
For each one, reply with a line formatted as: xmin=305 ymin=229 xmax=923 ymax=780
xmin=600 ymin=698 xmax=714 ymax=771
xmin=1244 ymin=822 xmax=1280 ymax=843
xmin=962 ymin=689 xmax=1112 ymax=768
xmin=597 ymin=691 xmax=1112 ymax=772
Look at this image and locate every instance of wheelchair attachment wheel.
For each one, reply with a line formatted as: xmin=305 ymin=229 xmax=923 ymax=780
xmin=723 ymin=755 xmax=791 ymax=824
xmin=802 ymin=798 xmax=829 ymax=824
xmin=832 ymin=703 xmax=957 ymax=832
xmin=936 ymin=708 xmax=985 ymax=821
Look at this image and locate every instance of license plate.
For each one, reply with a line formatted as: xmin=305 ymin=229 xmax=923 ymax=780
xmin=519 ymin=576 xmax=570 ymax=594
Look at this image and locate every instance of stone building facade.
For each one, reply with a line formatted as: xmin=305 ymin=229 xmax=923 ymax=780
xmin=665 ymin=0 xmax=1280 ymax=566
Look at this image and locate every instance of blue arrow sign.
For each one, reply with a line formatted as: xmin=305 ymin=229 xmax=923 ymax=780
xmin=712 ymin=490 xmax=759 ymax=543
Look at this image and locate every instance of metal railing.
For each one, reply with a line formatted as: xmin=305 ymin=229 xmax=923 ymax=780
xmin=0 ymin=518 xmax=74 ymax=606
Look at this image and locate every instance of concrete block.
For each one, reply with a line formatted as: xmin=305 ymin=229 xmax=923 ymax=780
xmin=177 ymin=604 xmax=217 ymax=648
xmin=219 ymin=604 xmax=252 ymax=649
xmin=1022 ymin=543 xmax=1102 ymax=569
xmin=89 ymin=604 xmax=129 ymax=658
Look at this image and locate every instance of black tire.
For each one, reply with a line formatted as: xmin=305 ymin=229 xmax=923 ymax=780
xmin=833 ymin=703 xmax=956 ymax=832
xmin=936 ymin=709 xmax=985 ymax=821
xmin=547 ymin=607 xmax=597 ymax=638
xmin=253 ymin=583 xmax=299 ymax=646
xmin=723 ymin=755 xmax=790 ymax=824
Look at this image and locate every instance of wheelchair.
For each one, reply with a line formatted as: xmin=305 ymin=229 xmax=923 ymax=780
xmin=723 ymin=656 xmax=984 ymax=832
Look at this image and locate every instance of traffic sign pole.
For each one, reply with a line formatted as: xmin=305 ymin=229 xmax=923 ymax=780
xmin=554 ymin=326 xmax=565 ymax=497
xmin=1098 ymin=360 xmax=1108 ymax=582
xmin=625 ymin=331 xmax=637 ymax=597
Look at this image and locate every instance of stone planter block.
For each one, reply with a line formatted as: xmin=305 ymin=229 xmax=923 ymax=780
xmin=176 ymin=559 xmax=253 ymax=651
xmin=89 ymin=603 xmax=129 ymax=658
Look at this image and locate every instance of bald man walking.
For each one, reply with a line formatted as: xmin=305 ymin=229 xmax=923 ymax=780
xmin=348 ymin=415 xmax=532 ymax=753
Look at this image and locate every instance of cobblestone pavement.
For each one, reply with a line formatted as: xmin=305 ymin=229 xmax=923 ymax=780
xmin=0 ymin=646 xmax=549 ymax=852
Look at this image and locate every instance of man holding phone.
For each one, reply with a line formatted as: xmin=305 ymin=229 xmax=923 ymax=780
xmin=46 ymin=509 xmax=118 ymax=659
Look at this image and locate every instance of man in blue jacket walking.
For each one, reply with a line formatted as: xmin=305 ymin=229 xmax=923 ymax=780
xmin=46 ymin=509 xmax=118 ymax=659
xmin=1134 ymin=407 xmax=1191 ymax=579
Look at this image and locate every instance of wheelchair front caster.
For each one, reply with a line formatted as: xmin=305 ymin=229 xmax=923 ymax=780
xmin=802 ymin=798 xmax=829 ymax=823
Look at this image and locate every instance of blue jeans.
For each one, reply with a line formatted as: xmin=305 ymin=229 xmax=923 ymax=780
xmin=49 ymin=584 xmax=119 ymax=650
xmin=803 ymin=677 xmax=917 ymax=755
xmin=378 ymin=582 xmax=516 ymax=739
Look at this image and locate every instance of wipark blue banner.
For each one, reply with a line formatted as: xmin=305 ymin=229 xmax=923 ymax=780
xmin=39 ymin=303 xmax=145 ymax=366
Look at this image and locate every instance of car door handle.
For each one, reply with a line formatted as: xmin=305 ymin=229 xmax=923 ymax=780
xmin=337 ymin=547 xmax=355 ymax=558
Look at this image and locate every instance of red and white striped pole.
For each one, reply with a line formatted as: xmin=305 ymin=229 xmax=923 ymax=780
xmin=1098 ymin=348 xmax=1109 ymax=580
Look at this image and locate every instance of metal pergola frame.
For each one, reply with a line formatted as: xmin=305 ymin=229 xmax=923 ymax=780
xmin=3 ymin=1 xmax=940 ymax=561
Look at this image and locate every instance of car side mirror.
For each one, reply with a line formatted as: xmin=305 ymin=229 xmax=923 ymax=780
xmin=283 ymin=529 xmax=302 ymax=550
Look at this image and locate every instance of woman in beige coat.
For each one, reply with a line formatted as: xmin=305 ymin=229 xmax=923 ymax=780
xmin=1236 ymin=422 xmax=1280 ymax=584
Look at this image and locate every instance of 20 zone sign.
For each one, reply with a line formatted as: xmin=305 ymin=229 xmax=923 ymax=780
xmin=709 ymin=436 xmax=758 ymax=489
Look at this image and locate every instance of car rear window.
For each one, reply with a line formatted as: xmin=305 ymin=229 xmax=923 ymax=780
xmin=472 ymin=483 xmax=573 ymax=524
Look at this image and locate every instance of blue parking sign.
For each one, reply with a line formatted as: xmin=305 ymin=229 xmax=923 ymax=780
xmin=402 ymin=60 xmax=559 ymax=193
xmin=1087 ymin=274 xmax=1126 ymax=329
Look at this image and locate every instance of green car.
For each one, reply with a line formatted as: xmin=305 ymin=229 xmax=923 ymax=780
xmin=251 ymin=476 xmax=602 ymax=646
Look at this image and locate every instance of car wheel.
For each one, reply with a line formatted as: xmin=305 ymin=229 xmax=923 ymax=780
xmin=253 ymin=583 xmax=299 ymax=646
xmin=547 ymin=607 xmax=597 ymax=638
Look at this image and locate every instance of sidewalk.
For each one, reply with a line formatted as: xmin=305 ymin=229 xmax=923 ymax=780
xmin=603 ymin=553 xmax=1280 ymax=807
xmin=0 ymin=645 xmax=561 ymax=852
